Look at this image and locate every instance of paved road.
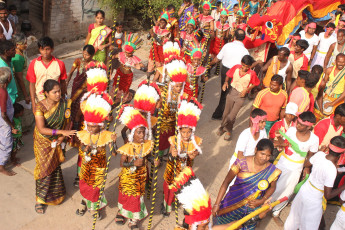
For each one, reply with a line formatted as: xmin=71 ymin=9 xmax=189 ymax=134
xmin=0 ymin=40 xmax=340 ymax=230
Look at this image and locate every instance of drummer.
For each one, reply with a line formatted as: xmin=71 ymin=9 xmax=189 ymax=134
xmin=321 ymin=53 xmax=345 ymax=116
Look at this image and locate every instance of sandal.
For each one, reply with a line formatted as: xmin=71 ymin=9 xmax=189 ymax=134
xmin=128 ymin=220 xmax=139 ymax=229
xmin=76 ymin=208 xmax=86 ymax=216
xmin=224 ymin=132 xmax=231 ymax=141
xmin=73 ymin=177 xmax=79 ymax=188
xmin=115 ymin=213 xmax=126 ymax=225
xmin=35 ymin=203 xmax=45 ymax=214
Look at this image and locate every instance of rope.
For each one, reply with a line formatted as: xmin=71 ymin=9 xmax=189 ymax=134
xmin=107 ymin=19 xmax=117 ymax=92
xmin=91 ymin=94 xmax=124 ymax=230
xmin=147 ymin=84 xmax=168 ymax=230
xmin=145 ymin=0 xmax=156 ymax=200
xmin=192 ymin=66 xmax=197 ymax=98
xmin=173 ymin=105 xmax=179 ymax=225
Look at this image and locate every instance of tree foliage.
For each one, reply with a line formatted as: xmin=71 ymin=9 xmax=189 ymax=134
xmin=98 ymin=0 xmax=186 ymax=20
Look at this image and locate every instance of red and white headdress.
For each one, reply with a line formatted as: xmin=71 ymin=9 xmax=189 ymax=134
xmin=169 ymin=167 xmax=211 ymax=230
xmin=81 ymin=92 xmax=113 ymax=127
xmin=176 ymin=95 xmax=203 ymax=154
xmin=163 ymin=41 xmax=181 ymax=64
xmin=85 ymin=62 xmax=108 ymax=93
xmin=165 ymin=59 xmax=188 ymax=103
xmin=118 ymin=104 xmax=148 ymax=142
xmin=134 ymin=80 xmax=161 ymax=140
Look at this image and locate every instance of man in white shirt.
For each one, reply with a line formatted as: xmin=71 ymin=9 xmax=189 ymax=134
xmin=209 ymin=28 xmax=249 ymax=120
xmin=300 ymin=22 xmax=319 ymax=64
xmin=285 ymin=136 xmax=345 ymax=230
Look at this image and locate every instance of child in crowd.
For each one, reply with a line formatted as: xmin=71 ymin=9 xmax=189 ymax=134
xmin=8 ymin=5 xmax=18 ymax=27
xmin=11 ymin=102 xmax=24 ymax=166
xmin=26 ymin=36 xmax=67 ymax=113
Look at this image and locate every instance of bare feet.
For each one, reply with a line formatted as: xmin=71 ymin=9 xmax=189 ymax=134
xmin=0 ymin=165 xmax=16 ymax=176
xmin=11 ymin=157 xmax=21 ymax=167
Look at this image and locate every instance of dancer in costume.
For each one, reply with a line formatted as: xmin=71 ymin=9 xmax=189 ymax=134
xmin=33 ymin=80 xmax=75 ymax=214
xmin=121 ymin=80 xmax=161 ymax=143
xmin=179 ymin=16 xmax=198 ymax=64
xmin=148 ymin=11 xmax=171 ymax=73
xmin=73 ymin=61 xmax=110 ymax=186
xmin=110 ymin=32 xmax=146 ymax=105
xmin=161 ymin=95 xmax=203 ymax=216
xmin=271 ymin=112 xmax=319 ymax=218
xmin=67 ymin=45 xmax=95 ymax=148
xmin=210 ymin=8 xmax=230 ymax=63
xmin=199 ymin=1 xmax=215 ymax=37
xmin=158 ymin=58 xmax=188 ymax=158
xmin=285 ymin=136 xmax=345 ymax=230
xmin=85 ymin=10 xmax=112 ymax=63
xmin=75 ymin=92 xmax=116 ymax=219
xmin=184 ymin=39 xmax=208 ymax=97
xmin=115 ymin=105 xmax=154 ymax=229
xmin=213 ymin=139 xmax=281 ymax=228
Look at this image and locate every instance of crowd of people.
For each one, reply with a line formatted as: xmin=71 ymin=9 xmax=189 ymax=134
xmin=2 ymin=0 xmax=345 ymax=229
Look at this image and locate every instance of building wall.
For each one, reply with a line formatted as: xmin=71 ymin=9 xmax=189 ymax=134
xmin=48 ymin=0 xmax=113 ymax=42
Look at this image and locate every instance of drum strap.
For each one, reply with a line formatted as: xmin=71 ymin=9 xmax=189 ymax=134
xmin=326 ymin=67 xmax=345 ymax=96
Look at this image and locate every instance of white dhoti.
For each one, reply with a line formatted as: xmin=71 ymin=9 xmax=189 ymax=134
xmin=284 ymin=180 xmax=324 ymax=230
xmin=271 ymin=151 xmax=305 ymax=216
xmin=330 ymin=206 xmax=345 ymax=230
xmin=311 ymin=51 xmax=326 ymax=68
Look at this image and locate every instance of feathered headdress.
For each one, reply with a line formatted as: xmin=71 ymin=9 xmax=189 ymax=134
xmin=134 ymin=80 xmax=161 ymax=140
xmin=202 ymin=0 xmax=212 ymax=10
xmin=220 ymin=8 xmax=229 ymax=16
xmin=237 ymin=1 xmax=249 ymax=17
xmin=186 ymin=38 xmax=205 ymax=59
xmin=81 ymin=92 xmax=113 ymax=126
xmin=176 ymin=95 xmax=203 ymax=154
xmin=163 ymin=41 xmax=181 ymax=64
xmin=186 ymin=15 xmax=198 ymax=28
xmin=85 ymin=62 xmax=108 ymax=93
xmin=124 ymin=32 xmax=143 ymax=53
xmin=159 ymin=9 xmax=171 ymax=22
xmin=118 ymin=105 xmax=148 ymax=142
xmin=165 ymin=59 xmax=188 ymax=103
xmin=165 ymin=60 xmax=188 ymax=83
xmin=169 ymin=167 xmax=211 ymax=230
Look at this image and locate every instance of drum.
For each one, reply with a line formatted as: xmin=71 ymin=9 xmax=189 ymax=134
xmin=322 ymin=97 xmax=333 ymax=116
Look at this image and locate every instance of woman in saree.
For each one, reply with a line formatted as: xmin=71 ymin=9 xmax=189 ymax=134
xmin=84 ymin=10 xmax=112 ymax=63
xmin=212 ymin=139 xmax=281 ymax=229
xmin=66 ymin=44 xmax=95 ymax=148
xmin=33 ymin=80 xmax=76 ymax=214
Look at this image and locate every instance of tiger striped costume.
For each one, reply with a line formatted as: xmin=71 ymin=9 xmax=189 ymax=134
xmin=162 ymin=135 xmax=202 ymax=213
xmin=117 ymin=140 xmax=153 ymax=220
xmin=76 ymin=130 xmax=114 ymax=210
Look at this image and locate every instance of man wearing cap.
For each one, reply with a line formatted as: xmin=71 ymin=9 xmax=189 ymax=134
xmin=209 ymin=28 xmax=249 ymax=120
xmin=314 ymin=103 xmax=345 ymax=152
xmin=300 ymin=22 xmax=319 ymax=64
xmin=269 ymin=102 xmax=298 ymax=141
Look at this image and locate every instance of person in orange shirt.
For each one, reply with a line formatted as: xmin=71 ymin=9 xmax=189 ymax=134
xmin=253 ymin=75 xmax=288 ymax=134
xmin=217 ymin=55 xmax=260 ymax=141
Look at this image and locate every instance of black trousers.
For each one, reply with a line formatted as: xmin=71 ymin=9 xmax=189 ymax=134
xmin=212 ymin=65 xmax=230 ymax=119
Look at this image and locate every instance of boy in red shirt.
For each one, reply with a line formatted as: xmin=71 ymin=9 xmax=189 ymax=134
xmin=253 ymin=74 xmax=288 ymax=134
xmin=26 ymin=37 xmax=67 ymax=112
xmin=217 ymin=55 xmax=260 ymax=141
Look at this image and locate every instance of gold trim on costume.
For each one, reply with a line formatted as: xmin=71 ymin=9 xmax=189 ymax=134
xmin=168 ymin=135 xmax=202 ymax=154
xmin=117 ymin=140 xmax=153 ymax=157
xmin=76 ymin=130 xmax=114 ymax=147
